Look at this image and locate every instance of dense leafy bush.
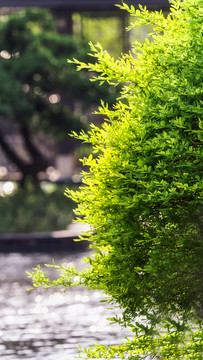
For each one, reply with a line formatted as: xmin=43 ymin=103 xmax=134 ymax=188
xmin=29 ymin=0 xmax=203 ymax=358
xmin=0 ymin=183 xmax=75 ymax=233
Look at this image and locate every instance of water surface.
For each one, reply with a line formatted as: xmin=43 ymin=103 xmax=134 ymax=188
xmin=0 ymin=251 xmax=130 ymax=360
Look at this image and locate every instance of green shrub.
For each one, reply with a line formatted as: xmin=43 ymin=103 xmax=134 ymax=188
xmin=0 ymin=183 xmax=76 ymax=233
xmin=29 ymin=0 xmax=203 ymax=358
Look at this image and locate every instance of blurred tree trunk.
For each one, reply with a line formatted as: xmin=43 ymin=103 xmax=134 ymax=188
xmin=51 ymin=8 xmax=73 ymax=34
xmin=0 ymin=125 xmax=50 ymax=188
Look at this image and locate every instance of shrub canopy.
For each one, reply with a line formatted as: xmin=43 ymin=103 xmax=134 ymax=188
xmin=30 ymin=0 xmax=203 ymax=358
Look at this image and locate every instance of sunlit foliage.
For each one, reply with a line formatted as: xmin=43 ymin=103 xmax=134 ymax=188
xmin=29 ymin=0 xmax=203 ymax=358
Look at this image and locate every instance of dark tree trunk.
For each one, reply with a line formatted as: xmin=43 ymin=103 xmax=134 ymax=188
xmin=20 ymin=124 xmax=50 ymax=170
xmin=0 ymin=125 xmax=51 ymax=188
xmin=51 ymin=8 xmax=73 ymax=35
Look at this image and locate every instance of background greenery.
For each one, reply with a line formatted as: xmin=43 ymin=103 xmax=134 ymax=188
xmin=73 ymin=12 xmax=153 ymax=57
xmin=0 ymin=182 xmax=76 ymax=233
xmin=0 ymin=8 xmax=117 ymax=187
xmin=0 ymin=7 xmax=120 ymax=233
xmin=0 ymin=6 xmax=153 ymax=234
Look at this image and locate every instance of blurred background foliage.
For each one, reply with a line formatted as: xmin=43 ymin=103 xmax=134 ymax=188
xmin=0 ymin=8 xmax=118 ymax=187
xmin=0 ymin=7 xmax=151 ymax=233
xmin=73 ymin=12 xmax=153 ymax=56
xmin=0 ymin=8 xmax=118 ymax=233
xmin=0 ymin=181 xmax=76 ymax=233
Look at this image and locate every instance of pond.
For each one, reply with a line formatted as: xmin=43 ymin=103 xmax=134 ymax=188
xmin=0 ymin=251 xmax=130 ymax=360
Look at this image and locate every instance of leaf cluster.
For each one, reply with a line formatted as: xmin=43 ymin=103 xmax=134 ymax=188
xmin=29 ymin=0 xmax=203 ymax=358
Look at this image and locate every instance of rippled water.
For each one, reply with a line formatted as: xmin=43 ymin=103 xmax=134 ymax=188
xmin=0 ymin=251 xmax=130 ymax=360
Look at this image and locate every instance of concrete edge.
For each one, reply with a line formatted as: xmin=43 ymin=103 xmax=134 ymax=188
xmin=0 ymin=225 xmax=91 ymax=253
